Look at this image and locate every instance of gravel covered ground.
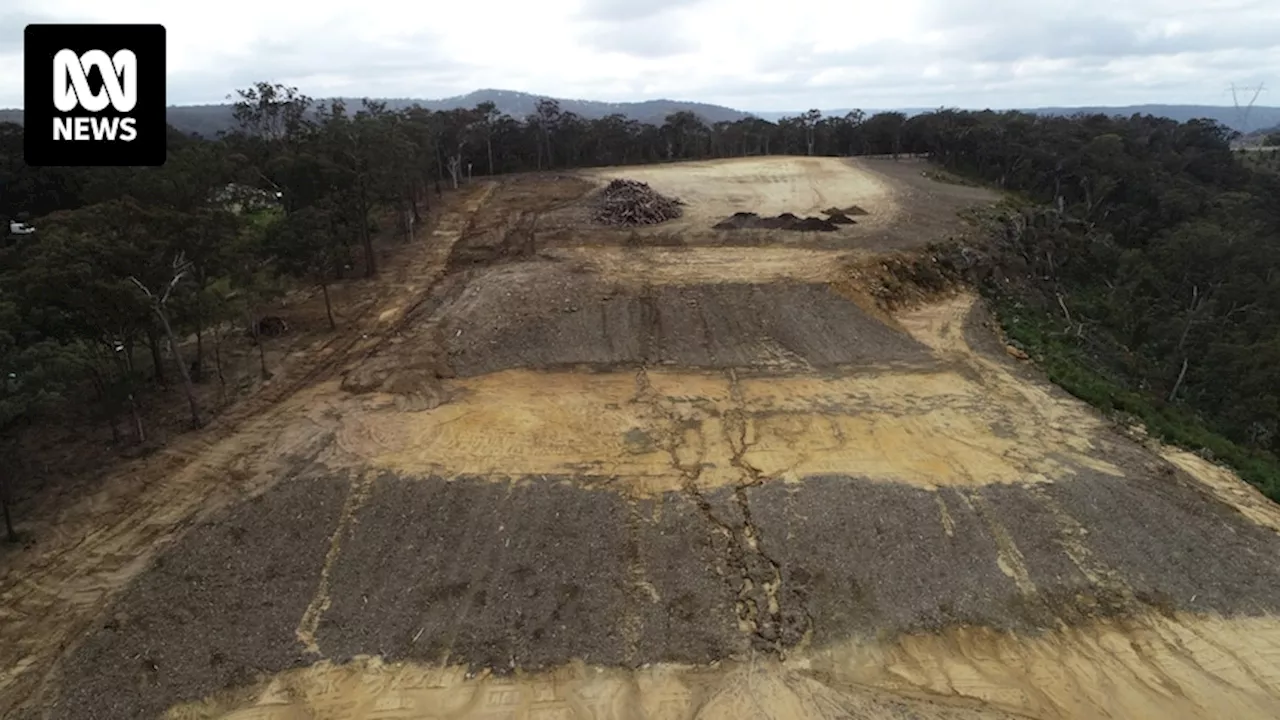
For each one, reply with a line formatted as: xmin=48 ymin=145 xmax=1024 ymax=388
xmin=436 ymin=263 xmax=933 ymax=376
xmin=50 ymin=467 xmax=1280 ymax=719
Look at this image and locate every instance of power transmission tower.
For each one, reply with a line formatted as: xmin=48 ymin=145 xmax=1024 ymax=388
xmin=1228 ymin=83 xmax=1267 ymax=131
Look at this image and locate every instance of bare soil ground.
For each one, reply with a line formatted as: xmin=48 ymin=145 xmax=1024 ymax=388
xmin=436 ymin=265 xmax=934 ymax=376
xmin=583 ymin=157 xmax=897 ymax=229
xmin=7 ymin=158 xmax=1280 ymax=720
xmin=538 ymin=156 xmax=997 ymax=252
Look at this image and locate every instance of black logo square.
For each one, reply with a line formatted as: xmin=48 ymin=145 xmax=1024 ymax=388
xmin=23 ymin=24 xmax=166 ymax=167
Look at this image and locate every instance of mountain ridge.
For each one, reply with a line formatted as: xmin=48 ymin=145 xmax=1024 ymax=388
xmin=3 ymin=89 xmax=1277 ymax=137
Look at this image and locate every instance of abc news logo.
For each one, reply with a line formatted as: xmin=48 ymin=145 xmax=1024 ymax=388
xmin=24 ymin=24 xmax=166 ymax=167
xmin=53 ymin=49 xmax=139 ymax=142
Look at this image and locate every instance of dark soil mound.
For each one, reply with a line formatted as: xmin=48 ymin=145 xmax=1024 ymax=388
xmin=712 ymin=212 xmax=762 ymax=230
xmin=823 ymin=205 xmax=870 ymax=217
xmin=792 ymin=216 xmax=839 ymax=232
xmin=594 ymin=179 xmax=684 ymax=226
xmin=713 ymin=212 xmax=840 ymax=232
xmin=826 ymin=212 xmax=857 ymax=225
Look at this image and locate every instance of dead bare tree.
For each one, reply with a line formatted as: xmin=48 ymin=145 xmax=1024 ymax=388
xmin=447 ymin=154 xmax=462 ymax=189
xmin=402 ymin=208 xmax=415 ymax=243
xmin=801 ymin=109 xmax=821 ymax=156
xmin=103 ymin=337 xmax=146 ymax=443
xmin=210 ymin=319 xmax=228 ymax=406
xmin=130 ymin=253 xmax=204 ymax=430
xmin=1168 ymin=282 xmax=1219 ymax=403
xmin=1169 ymin=358 xmax=1190 ymax=403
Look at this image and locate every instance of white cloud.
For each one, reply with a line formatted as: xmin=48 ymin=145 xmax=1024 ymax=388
xmin=1 ymin=0 xmax=1277 ymax=110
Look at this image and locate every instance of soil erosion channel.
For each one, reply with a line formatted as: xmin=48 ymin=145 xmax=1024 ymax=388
xmin=10 ymin=158 xmax=1280 ymax=720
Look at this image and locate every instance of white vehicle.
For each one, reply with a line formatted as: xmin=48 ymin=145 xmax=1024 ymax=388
xmin=8 ymin=220 xmax=35 ymax=235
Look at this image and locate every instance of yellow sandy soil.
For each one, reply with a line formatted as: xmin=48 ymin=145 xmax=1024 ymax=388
xmin=333 ymin=293 xmax=1119 ymax=494
xmin=336 ymin=365 xmax=1121 ymax=494
xmin=171 ymin=657 xmax=1001 ymax=720
xmin=1160 ymin=448 xmax=1280 ymax=535
xmin=902 ymin=294 xmax=1280 ymax=537
xmin=820 ymin=611 xmax=1280 ymax=719
xmin=173 ymin=610 xmax=1280 ymax=720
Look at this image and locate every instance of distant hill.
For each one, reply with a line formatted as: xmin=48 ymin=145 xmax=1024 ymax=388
xmin=1239 ymin=123 xmax=1280 ymax=147
xmin=3 ymin=93 xmax=1278 ymax=137
xmin=751 ymin=105 xmax=1280 ymax=133
xmin=1025 ymin=105 xmax=1280 ymax=133
xmin=395 ymin=89 xmax=751 ymax=125
xmin=0 ymin=89 xmax=750 ymax=137
xmin=748 ymin=108 xmax=934 ymax=122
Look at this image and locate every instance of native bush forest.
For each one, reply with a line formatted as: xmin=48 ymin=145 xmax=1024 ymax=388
xmin=2 ymin=82 xmax=1280 ymax=539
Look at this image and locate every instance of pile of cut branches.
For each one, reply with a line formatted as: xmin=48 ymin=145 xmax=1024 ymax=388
xmin=594 ymin=179 xmax=684 ymax=226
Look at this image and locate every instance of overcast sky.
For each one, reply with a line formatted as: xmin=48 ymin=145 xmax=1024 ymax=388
xmin=2 ymin=0 xmax=1278 ymax=112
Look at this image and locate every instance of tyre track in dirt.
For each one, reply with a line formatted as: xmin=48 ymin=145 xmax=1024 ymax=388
xmin=0 ymin=182 xmax=498 ymax=718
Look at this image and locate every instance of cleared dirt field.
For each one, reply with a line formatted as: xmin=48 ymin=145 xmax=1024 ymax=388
xmin=585 ymin=157 xmax=896 ymax=226
xmin=6 ymin=157 xmax=1280 ymax=720
xmin=556 ymin=157 xmax=997 ymax=252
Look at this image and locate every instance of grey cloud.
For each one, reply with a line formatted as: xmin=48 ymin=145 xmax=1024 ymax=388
xmin=576 ymin=0 xmax=708 ymax=22
xmin=966 ymin=20 xmax=1280 ymax=64
xmin=731 ymin=2 xmax=1280 ymax=111
xmin=250 ymin=25 xmax=453 ymax=75
xmin=573 ymin=0 xmax=708 ymax=57
xmin=704 ymin=42 xmax=1277 ymax=114
xmin=966 ymin=19 xmax=1139 ymax=63
xmin=0 ymin=10 xmax=69 ymax=53
xmin=167 ymin=26 xmax=469 ymax=104
xmin=579 ymin=19 xmax=699 ymax=58
xmin=751 ymin=40 xmax=904 ymax=76
xmin=916 ymin=0 xmax=1280 ymax=64
xmin=8 ymin=0 xmax=1280 ymax=113
xmin=933 ymin=0 xmax=1274 ymax=25
xmin=785 ymin=18 xmax=1279 ymax=72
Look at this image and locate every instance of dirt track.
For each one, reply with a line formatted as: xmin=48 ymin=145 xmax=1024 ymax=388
xmin=7 ymin=157 xmax=1280 ymax=720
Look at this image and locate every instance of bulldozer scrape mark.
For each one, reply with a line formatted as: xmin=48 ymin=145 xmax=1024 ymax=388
xmin=296 ymin=470 xmax=376 ymax=656
xmin=815 ymin=611 xmax=1280 ymax=720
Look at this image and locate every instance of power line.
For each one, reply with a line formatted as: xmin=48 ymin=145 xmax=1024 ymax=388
xmin=1228 ymin=83 xmax=1267 ymax=131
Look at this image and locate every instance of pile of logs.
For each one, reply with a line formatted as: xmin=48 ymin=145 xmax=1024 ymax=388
xmin=594 ymin=179 xmax=684 ymax=226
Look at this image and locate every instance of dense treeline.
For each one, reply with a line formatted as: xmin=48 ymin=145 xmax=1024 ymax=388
xmin=916 ymin=111 xmax=1280 ymax=496
xmin=3 ymin=82 xmax=1280 ymax=538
